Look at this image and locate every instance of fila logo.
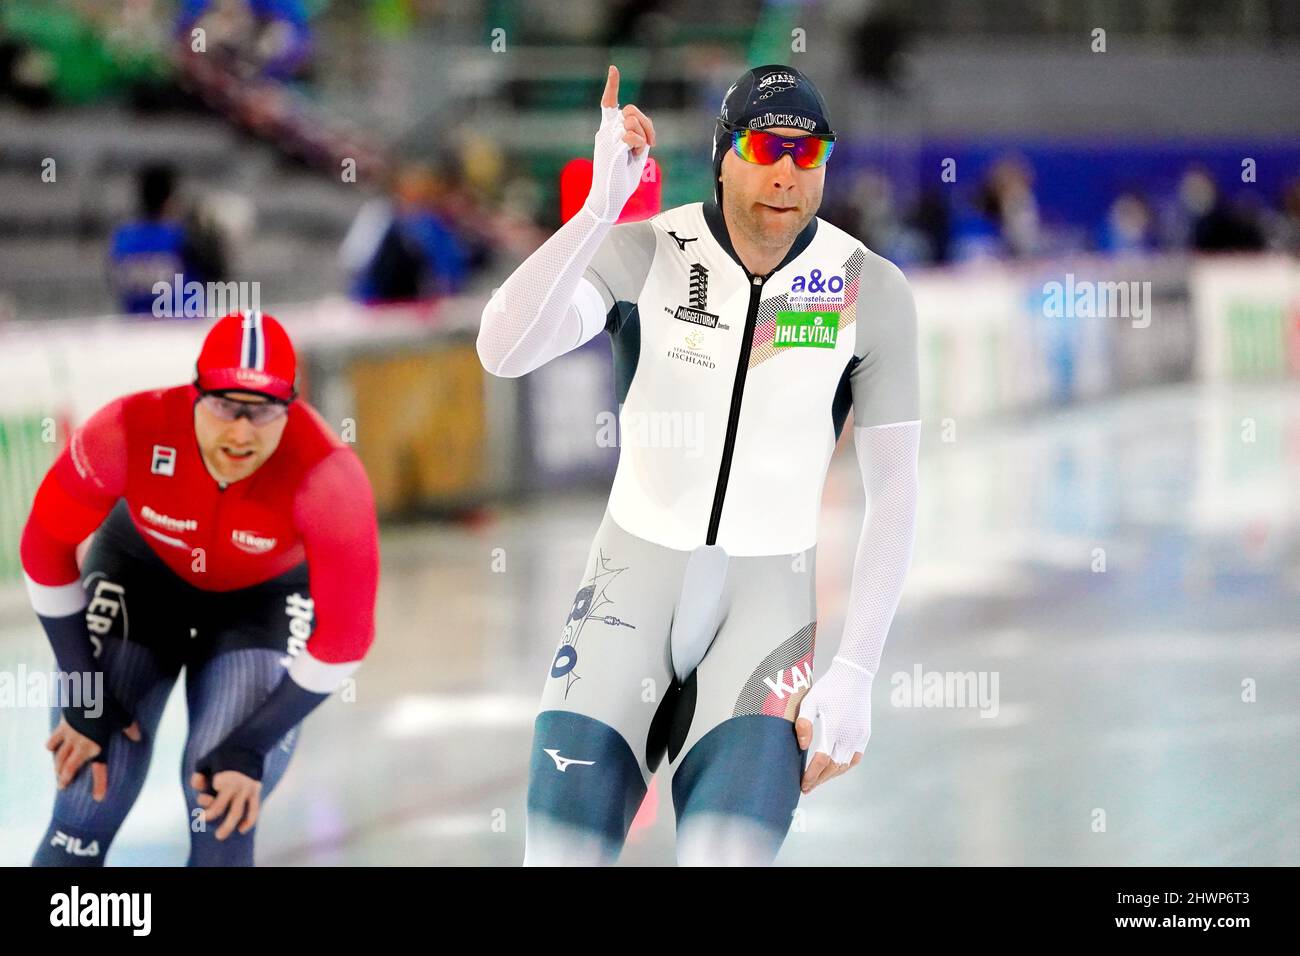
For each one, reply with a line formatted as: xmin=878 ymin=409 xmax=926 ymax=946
xmin=763 ymin=661 xmax=813 ymax=699
xmin=231 ymin=529 xmax=277 ymax=554
xmin=544 ymin=749 xmax=595 ymax=772
xmin=150 ymin=445 xmax=176 ymax=476
xmin=666 ymin=230 xmax=697 ymax=252
xmin=689 ymin=263 xmax=709 ymax=309
xmin=50 ymin=830 xmax=100 ymax=857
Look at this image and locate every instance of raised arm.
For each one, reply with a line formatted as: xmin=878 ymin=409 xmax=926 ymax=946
xmin=477 ymin=64 xmax=656 ymax=378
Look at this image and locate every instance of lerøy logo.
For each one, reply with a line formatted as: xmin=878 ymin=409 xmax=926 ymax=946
xmin=231 ymin=529 xmax=277 ymax=554
xmin=150 ymin=445 xmax=176 ymax=476
xmin=235 ymin=368 xmax=272 ymax=388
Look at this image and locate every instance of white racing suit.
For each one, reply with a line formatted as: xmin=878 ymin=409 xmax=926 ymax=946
xmin=479 ymin=105 xmax=920 ymax=865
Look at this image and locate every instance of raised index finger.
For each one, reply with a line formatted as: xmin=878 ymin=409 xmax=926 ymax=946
xmin=600 ymin=65 xmax=619 ymax=109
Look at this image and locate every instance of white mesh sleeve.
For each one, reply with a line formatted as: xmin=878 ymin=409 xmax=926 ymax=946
xmin=476 ymin=104 xmax=648 ymax=379
xmin=476 ymin=208 xmax=613 ymax=378
xmin=798 ymin=419 xmax=920 ymax=763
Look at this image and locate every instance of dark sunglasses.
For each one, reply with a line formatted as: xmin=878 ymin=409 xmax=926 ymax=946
xmin=725 ymin=123 xmax=836 ymax=169
xmin=198 ymin=392 xmax=290 ymax=426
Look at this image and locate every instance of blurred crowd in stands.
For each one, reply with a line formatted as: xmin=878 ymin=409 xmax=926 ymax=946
xmin=2 ymin=0 xmax=1298 ymax=320
xmin=820 ymin=158 xmax=1300 ymax=268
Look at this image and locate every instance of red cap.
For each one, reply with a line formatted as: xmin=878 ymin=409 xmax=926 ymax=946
xmin=195 ymin=311 xmax=297 ymax=401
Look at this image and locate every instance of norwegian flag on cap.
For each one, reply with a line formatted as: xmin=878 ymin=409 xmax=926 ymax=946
xmin=195 ymin=311 xmax=298 ymax=401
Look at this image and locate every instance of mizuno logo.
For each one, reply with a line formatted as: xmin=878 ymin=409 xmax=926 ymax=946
xmin=667 ymin=230 xmax=697 ymax=252
xmin=544 ymin=749 xmax=595 ymax=772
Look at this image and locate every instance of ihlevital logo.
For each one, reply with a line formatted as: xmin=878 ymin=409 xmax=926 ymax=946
xmin=774 ymin=311 xmax=839 ymax=348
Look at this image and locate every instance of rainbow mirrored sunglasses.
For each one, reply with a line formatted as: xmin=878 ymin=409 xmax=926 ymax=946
xmin=725 ymin=122 xmax=836 ymax=169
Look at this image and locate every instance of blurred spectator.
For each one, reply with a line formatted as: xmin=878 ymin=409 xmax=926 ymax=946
xmin=821 ymin=171 xmax=941 ymax=266
xmin=985 ymin=155 xmax=1042 ymax=257
xmin=910 ymin=187 xmax=952 ymax=264
xmin=949 ymin=197 xmax=1005 ymax=263
xmin=1101 ymin=192 xmax=1156 ymax=255
xmin=176 ymin=0 xmax=314 ymax=82
xmin=1163 ymin=166 xmax=1266 ymax=252
xmin=948 ymin=156 xmax=1042 ymax=262
xmin=848 ymin=5 xmax=912 ymax=93
xmin=108 ymin=163 xmax=228 ymax=316
xmin=0 ymin=30 xmax=55 ymax=109
xmin=1265 ymin=178 xmax=1300 ymax=255
xmin=340 ymin=164 xmax=469 ymax=305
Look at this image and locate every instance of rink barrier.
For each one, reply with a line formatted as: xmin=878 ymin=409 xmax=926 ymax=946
xmin=0 ymin=257 xmax=1296 ymax=583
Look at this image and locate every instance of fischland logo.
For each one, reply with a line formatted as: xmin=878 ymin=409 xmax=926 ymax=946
xmin=774 ymin=311 xmax=840 ymax=348
xmin=689 ymin=263 xmax=708 ymax=309
xmin=667 ymin=328 xmax=717 ymax=368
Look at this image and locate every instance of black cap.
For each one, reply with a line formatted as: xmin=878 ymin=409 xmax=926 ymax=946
xmin=711 ymin=65 xmax=835 ymax=207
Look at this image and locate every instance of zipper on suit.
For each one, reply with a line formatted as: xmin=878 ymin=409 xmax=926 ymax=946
xmin=706 ymin=272 xmax=765 ymax=545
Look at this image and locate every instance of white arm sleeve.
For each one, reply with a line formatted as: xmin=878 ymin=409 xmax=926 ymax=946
xmin=838 ymin=420 xmax=920 ymax=674
xmin=799 ymin=419 xmax=920 ymax=764
xmin=476 ymin=209 xmax=614 ymax=378
xmin=477 ymin=102 xmax=649 ymax=379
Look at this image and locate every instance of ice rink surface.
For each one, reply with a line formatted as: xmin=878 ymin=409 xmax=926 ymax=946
xmin=3 ymin=381 xmax=1297 ymax=866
